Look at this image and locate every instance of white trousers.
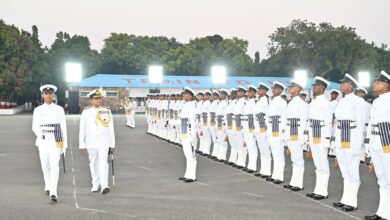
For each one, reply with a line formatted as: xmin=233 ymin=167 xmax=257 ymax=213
xmin=288 ymin=140 xmax=305 ymax=188
xmin=370 ymin=135 xmax=390 ymax=219
xmin=38 ymin=140 xmax=62 ymax=197
xmin=255 ymin=132 xmax=272 ymax=176
xmin=235 ymin=130 xmax=247 ymax=167
xmin=182 ymin=137 xmax=197 ymax=180
xmin=200 ymin=126 xmax=212 ymax=154
xmin=310 ymin=142 xmax=330 ymax=197
xmin=87 ymin=147 xmax=110 ymax=191
xmin=245 ymin=131 xmax=257 ymax=171
xmin=227 ymin=130 xmax=238 ymax=164
xmin=269 ymin=136 xmax=285 ymax=181
xmin=216 ymin=129 xmax=228 ymax=160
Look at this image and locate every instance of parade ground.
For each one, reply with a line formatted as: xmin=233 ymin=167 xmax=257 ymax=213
xmin=0 ymin=114 xmax=381 ymax=220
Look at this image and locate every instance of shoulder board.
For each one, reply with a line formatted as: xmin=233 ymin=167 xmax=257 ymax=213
xmin=84 ymin=106 xmax=92 ymax=110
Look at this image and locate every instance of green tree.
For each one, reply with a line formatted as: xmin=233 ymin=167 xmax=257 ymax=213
xmin=46 ymin=32 xmax=100 ymax=106
xmin=263 ymin=19 xmax=378 ymax=81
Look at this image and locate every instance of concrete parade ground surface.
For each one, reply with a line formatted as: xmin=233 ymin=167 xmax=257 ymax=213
xmin=0 ymin=114 xmax=380 ymax=220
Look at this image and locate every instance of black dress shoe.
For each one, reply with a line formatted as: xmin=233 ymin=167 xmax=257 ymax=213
xmin=236 ymin=165 xmax=244 ymax=169
xmin=254 ymin=173 xmax=262 ymax=177
xmin=213 ymin=158 xmax=219 ymax=161
xmin=50 ymin=195 xmax=57 ymax=203
xmin=333 ymin=202 xmax=345 ymax=208
xmin=232 ymin=164 xmax=237 ymax=167
xmin=266 ymin=177 xmax=274 ymax=182
xmin=313 ymin=194 xmax=328 ymax=200
xmin=364 ymin=214 xmax=383 ymax=220
xmin=184 ymin=179 xmax=196 ymax=183
xmin=306 ymin=193 xmax=315 ymax=198
xmin=273 ymin=180 xmax=283 ymax=184
xmin=342 ymin=205 xmax=357 ymax=212
xmin=260 ymin=174 xmax=270 ymax=179
xmin=45 ymin=190 xmax=50 ymax=196
xmin=102 ymin=187 xmax=110 ymax=194
xmin=218 ymin=159 xmax=224 ymax=162
xmin=290 ymin=186 xmax=303 ymax=192
xmin=247 ymin=170 xmax=255 ymax=174
xmin=283 ymin=184 xmax=292 ymax=189
xmin=242 ymin=168 xmax=248 ymax=171
xmin=225 ymin=161 xmax=233 ymax=165
xmin=178 ymin=177 xmax=186 ymax=181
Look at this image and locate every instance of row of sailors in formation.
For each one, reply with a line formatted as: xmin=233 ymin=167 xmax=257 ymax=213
xmin=145 ymin=71 xmax=390 ymax=220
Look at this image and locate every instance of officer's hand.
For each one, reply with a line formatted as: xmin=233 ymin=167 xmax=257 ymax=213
xmin=80 ymin=148 xmax=88 ymax=154
xmin=109 ymin=148 xmax=115 ymax=155
xmin=61 ymin=149 xmax=67 ymax=157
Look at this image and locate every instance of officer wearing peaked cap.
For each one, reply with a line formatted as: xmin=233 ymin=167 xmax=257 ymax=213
xmin=333 ymin=73 xmax=366 ymax=211
xmin=32 ymin=84 xmax=68 ymax=203
xmin=79 ymin=89 xmax=115 ymax=194
xmin=178 ymin=87 xmax=198 ymax=182
xmin=254 ymin=82 xmax=272 ymax=178
xmin=283 ymin=80 xmax=308 ymax=191
xmin=364 ymin=70 xmax=390 ymax=220
xmin=266 ymin=81 xmax=287 ymax=184
xmin=329 ymin=89 xmax=341 ymax=158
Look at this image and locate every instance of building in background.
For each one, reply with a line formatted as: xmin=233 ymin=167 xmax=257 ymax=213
xmin=66 ymin=74 xmax=340 ymax=113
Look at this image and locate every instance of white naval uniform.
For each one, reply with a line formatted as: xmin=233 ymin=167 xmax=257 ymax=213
xmin=215 ymin=99 xmax=229 ymax=161
xmin=210 ymin=99 xmax=220 ymax=158
xmin=308 ymin=94 xmax=333 ymax=197
xmin=167 ymin=100 xmax=177 ymax=143
xmin=175 ymin=100 xmax=185 ymax=144
xmin=367 ymin=91 xmax=390 ymax=219
xmin=227 ymin=99 xmax=238 ymax=164
xmin=254 ymin=95 xmax=271 ymax=177
xmin=79 ymin=106 xmax=115 ymax=192
xmin=161 ymin=99 xmax=169 ymax=140
xmin=180 ymin=100 xmax=197 ymax=180
xmin=267 ymin=95 xmax=287 ymax=182
xmin=329 ymin=99 xmax=339 ymax=157
xmin=32 ymin=103 xmax=68 ymax=197
xmin=360 ymin=100 xmax=371 ymax=161
xmin=127 ymin=101 xmax=137 ymax=128
xmin=334 ymin=93 xmax=366 ymax=208
xmin=200 ymin=100 xmax=212 ymax=154
xmin=194 ymin=100 xmax=203 ymax=151
xmin=244 ymin=97 xmax=257 ymax=171
xmin=286 ymin=96 xmax=308 ymax=189
xmin=234 ymin=97 xmax=248 ymax=167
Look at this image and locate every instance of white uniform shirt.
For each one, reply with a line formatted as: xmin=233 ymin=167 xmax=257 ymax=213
xmin=209 ymin=99 xmax=220 ymax=126
xmin=308 ymin=94 xmax=333 ymax=138
xmin=244 ymin=98 xmax=256 ymax=132
xmin=334 ymin=93 xmax=366 ymax=147
xmin=227 ymin=99 xmax=237 ymax=130
xmin=254 ymin=96 xmax=269 ymax=132
xmin=79 ymin=106 xmax=115 ymax=149
xmin=201 ymin=100 xmax=211 ymax=126
xmin=367 ymin=92 xmax=390 ymax=151
xmin=180 ymin=100 xmax=197 ymax=139
xmin=286 ymin=96 xmax=309 ymax=139
xmin=216 ymin=99 xmax=228 ymax=130
xmin=234 ymin=97 xmax=247 ymax=131
xmin=32 ymin=103 xmax=68 ymax=148
xmin=267 ymin=95 xmax=287 ymax=137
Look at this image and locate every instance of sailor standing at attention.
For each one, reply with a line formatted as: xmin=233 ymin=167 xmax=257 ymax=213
xmin=333 ymin=73 xmax=366 ymax=212
xmin=266 ymin=81 xmax=287 ymax=184
xmin=178 ymin=87 xmax=198 ymax=183
xmin=306 ymin=76 xmax=333 ymax=200
xmin=32 ymin=84 xmax=68 ymax=203
xmin=283 ymin=80 xmax=308 ymax=191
